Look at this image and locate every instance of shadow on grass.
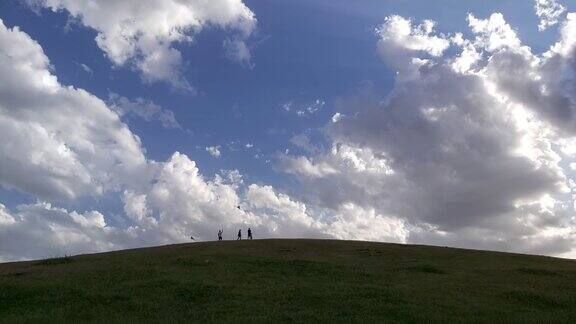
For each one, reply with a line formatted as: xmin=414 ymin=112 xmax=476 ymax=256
xmin=516 ymin=267 xmax=559 ymax=276
xmin=174 ymin=257 xmax=212 ymax=267
xmin=37 ymin=255 xmax=74 ymax=266
xmin=503 ymin=290 xmax=565 ymax=309
xmin=247 ymin=259 xmax=339 ymax=277
xmin=403 ymin=264 xmax=446 ymax=274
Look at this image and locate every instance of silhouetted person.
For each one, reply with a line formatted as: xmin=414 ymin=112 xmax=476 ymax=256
xmin=247 ymin=227 xmax=253 ymax=240
xmin=217 ymin=229 xmax=223 ymax=241
xmin=237 ymin=229 xmax=242 ymax=240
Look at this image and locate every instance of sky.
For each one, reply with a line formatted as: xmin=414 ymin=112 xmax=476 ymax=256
xmin=1 ymin=0 xmax=576 ymax=261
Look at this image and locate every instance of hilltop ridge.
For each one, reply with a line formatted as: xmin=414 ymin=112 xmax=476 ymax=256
xmin=1 ymin=239 xmax=576 ymax=322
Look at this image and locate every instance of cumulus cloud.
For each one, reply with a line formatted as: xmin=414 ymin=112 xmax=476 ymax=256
xmin=0 ymin=19 xmax=147 ymax=201
xmin=119 ymin=153 xmax=391 ymax=244
xmin=535 ymin=0 xmax=567 ymax=31
xmin=279 ymin=12 xmax=576 ymax=257
xmin=0 ymin=152 xmax=281 ymax=260
xmin=0 ymin=20 xmax=343 ymax=261
xmin=0 ymin=152 xmax=303 ymax=260
xmin=279 ymin=155 xmax=339 ymax=178
xmin=331 ymin=112 xmax=344 ymax=123
xmin=0 ymin=202 xmax=143 ymax=261
xmin=120 ymin=152 xmax=249 ymax=242
xmin=121 ymin=153 xmax=325 ymax=241
xmin=5 ymin=6 xmax=576 ymax=262
xmin=0 ymin=150 xmax=406 ymax=261
xmin=108 ymin=93 xmax=181 ymax=129
xmin=25 ymin=0 xmax=257 ymax=89
xmin=375 ymin=15 xmax=450 ymax=78
xmin=206 ymin=146 xmax=222 ymax=158
xmin=326 ymin=203 xmax=408 ymax=243
xmin=467 ymin=13 xmax=522 ymax=51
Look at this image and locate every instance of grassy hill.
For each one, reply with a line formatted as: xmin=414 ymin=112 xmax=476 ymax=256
xmin=2 ymin=239 xmax=576 ymax=322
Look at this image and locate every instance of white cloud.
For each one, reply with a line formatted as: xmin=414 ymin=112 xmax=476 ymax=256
xmin=0 ymin=149 xmax=407 ymax=261
xmin=77 ymin=62 xmax=92 ymax=74
xmin=120 ymin=153 xmax=330 ymax=243
xmin=120 ymin=152 xmax=249 ymax=242
xmin=26 ymin=0 xmax=257 ymax=89
xmin=279 ymin=155 xmax=339 ymax=178
xmin=548 ymin=12 xmax=576 ymax=59
xmin=0 ymin=202 xmax=119 ymax=261
xmin=0 ymin=18 xmax=334 ymax=262
xmin=298 ymin=99 xmax=325 ymax=117
xmin=108 ymin=93 xmax=181 ymax=129
xmin=0 ymin=19 xmax=147 ymax=200
xmin=289 ymin=133 xmax=318 ymax=153
xmin=244 ymin=184 xmax=326 ymax=237
xmin=0 ymin=204 xmax=15 ymax=225
xmin=5 ymin=7 xmax=576 ymax=262
xmin=224 ymin=38 xmax=253 ymax=68
xmin=535 ymin=0 xmax=566 ymax=31
xmin=376 ymin=16 xmax=449 ymax=57
xmin=331 ymin=112 xmax=343 ymax=123
xmin=282 ymin=99 xmax=326 ymax=117
xmin=206 ymin=146 xmax=222 ymax=158
xmin=0 ymin=151 xmax=323 ymax=261
xmin=278 ymin=12 xmax=576 ymax=257
xmin=375 ymin=15 xmax=450 ymax=79
xmin=468 ymin=13 xmax=522 ymax=51
xmin=327 ymin=203 xmax=408 ymax=243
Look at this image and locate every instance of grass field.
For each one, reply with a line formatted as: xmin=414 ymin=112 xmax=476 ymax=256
xmin=2 ymin=239 xmax=576 ymax=322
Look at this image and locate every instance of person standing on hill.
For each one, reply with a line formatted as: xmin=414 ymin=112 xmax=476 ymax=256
xmin=217 ymin=229 xmax=223 ymax=241
xmin=237 ymin=229 xmax=242 ymax=240
xmin=247 ymin=227 xmax=253 ymax=240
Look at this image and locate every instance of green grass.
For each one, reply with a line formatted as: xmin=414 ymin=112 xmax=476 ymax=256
xmin=37 ymin=255 xmax=74 ymax=266
xmin=1 ymin=239 xmax=576 ymax=322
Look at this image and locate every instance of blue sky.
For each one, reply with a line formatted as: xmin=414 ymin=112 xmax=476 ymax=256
xmin=0 ymin=0 xmax=562 ymax=196
xmin=1 ymin=0 xmax=576 ymax=260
